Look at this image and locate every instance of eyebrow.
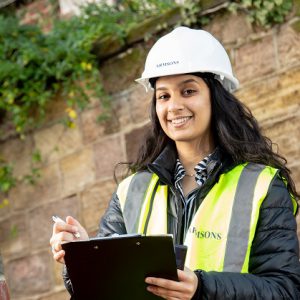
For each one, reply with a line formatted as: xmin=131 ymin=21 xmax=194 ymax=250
xmin=156 ymin=79 xmax=198 ymax=91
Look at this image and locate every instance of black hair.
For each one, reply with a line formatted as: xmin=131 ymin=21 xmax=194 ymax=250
xmin=126 ymin=73 xmax=298 ymax=199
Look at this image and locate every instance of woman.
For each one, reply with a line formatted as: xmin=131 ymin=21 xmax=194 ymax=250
xmin=50 ymin=27 xmax=300 ymax=299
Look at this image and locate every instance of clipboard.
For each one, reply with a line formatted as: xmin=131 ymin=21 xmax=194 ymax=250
xmin=62 ymin=235 xmax=179 ymax=300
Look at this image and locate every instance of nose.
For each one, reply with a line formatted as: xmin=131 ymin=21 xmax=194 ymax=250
xmin=168 ymin=94 xmax=184 ymax=112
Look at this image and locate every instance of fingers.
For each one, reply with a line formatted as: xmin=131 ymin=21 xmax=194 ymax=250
xmin=66 ymin=216 xmax=89 ymax=240
xmin=147 ymin=284 xmax=182 ymax=299
xmin=50 ymin=231 xmax=75 ymax=250
xmin=53 ymin=249 xmax=65 ymax=264
xmin=146 ymin=277 xmax=184 ymax=299
xmin=146 ymin=277 xmax=182 ymax=292
xmin=145 ymin=269 xmax=199 ymax=300
xmin=50 ymin=232 xmax=73 ymax=264
xmin=52 ymin=219 xmax=79 ymax=236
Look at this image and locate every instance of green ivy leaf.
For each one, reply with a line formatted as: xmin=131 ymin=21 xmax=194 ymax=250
xmin=274 ymin=0 xmax=283 ymax=6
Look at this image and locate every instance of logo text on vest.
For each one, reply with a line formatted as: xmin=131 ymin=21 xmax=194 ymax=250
xmin=189 ymin=227 xmax=222 ymax=240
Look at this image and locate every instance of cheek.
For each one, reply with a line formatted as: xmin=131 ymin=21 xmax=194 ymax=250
xmin=199 ymin=98 xmax=212 ymax=120
xmin=155 ymin=105 xmax=165 ymax=124
xmin=204 ymin=103 xmax=212 ymax=120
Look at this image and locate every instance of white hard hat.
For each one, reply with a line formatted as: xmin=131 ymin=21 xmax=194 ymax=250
xmin=136 ymin=26 xmax=239 ymax=92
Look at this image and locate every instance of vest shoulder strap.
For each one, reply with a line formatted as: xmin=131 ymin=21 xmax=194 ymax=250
xmin=117 ymin=171 xmax=157 ymax=233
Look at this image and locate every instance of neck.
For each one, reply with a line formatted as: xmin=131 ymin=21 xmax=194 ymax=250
xmin=176 ymin=139 xmax=215 ymax=175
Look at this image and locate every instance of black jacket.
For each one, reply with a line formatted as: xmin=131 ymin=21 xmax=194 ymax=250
xmin=64 ymin=145 xmax=300 ymax=299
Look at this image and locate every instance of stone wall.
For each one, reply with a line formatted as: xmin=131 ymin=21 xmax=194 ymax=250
xmin=1 ymin=2 xmax=300 ymax=300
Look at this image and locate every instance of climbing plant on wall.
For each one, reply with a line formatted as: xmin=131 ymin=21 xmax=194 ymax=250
xmin=228 ymin=0 xmax=293 ymax=27
xmin=0 ymin=1 xmax=176 ymax=137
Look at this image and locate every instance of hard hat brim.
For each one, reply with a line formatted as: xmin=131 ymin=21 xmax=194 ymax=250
xmin=135 ymin=71 xmax=239 ymax=93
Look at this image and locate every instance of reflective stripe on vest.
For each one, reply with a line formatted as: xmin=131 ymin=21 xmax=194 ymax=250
xmin=117 ymin=164 xmax=293 ymax=272
xmin=117 ymin=171 xmax=168 ymax=234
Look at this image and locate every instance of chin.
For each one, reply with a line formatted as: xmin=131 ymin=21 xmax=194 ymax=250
xmin=170 ymin=136 xmax=195 ymax=143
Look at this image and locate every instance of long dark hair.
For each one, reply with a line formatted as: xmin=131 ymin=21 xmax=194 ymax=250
xmin=128 ymin=73 xmax=298 ymax=199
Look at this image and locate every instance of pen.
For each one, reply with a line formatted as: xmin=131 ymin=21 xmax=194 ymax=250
xmin=52 ymin=215 xmax=81 ymax=239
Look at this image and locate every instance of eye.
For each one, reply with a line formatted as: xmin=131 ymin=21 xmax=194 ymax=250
xmin=156 ymin=93 xmax=170 ymax=101
xmin=183 ymin=89 xmax=196 ymax=96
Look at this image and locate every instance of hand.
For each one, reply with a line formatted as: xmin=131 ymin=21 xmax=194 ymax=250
xmin=145 ymin=267 xmax=198 ymax=300
xmin=50 ymin=216 xmax=89 ymax=264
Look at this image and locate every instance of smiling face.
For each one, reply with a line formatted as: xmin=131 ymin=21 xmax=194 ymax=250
xmin=155 ymin=74 xmax=214 ymax=150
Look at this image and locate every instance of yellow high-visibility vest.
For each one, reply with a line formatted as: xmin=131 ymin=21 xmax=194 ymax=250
xmin=117 ymin=163 xmax=297 ymax=272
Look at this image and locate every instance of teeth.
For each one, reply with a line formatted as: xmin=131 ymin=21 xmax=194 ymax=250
xmin=171 ymin=117 xmax=191 ymax=125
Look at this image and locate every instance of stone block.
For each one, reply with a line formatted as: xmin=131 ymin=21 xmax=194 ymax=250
xmin=234 ymin=35 xmax=276 ymax=85
xmin=100 ymin=45 xmax=147 ymax=94
xmin=8 ymin=181 xmax=37 ymax=212
xmin=93 ymin=35 xmax=124 ymax=60
xmin=9 ymin=163 xmax=62 ymax=211
xmin=125 ymin=125 xmax=150 ymax=163
xmin=126 ymin=7 xmax=181 ymax=44
xmin=81 ymin=179 xmax=116 ymax=209
xmin=0 ymin=136 xmax=34 ymax=178
xmin=34 ymin=123 xmax=82 ymax=164
xmin=127 ymin=85 xmax=152 ymax=124
xmin=205 ymin=11 xmax=252 ymax=45
xmin=8 ymin=182 xmax=36 ymax=210
xmin=102 ymin=108 xmax=123 ymax=136
xmin=94 ymin=136 xmax=125 ymax=180
xmin=83 ymin=202 xmax=109 ymax=233
xmin=277 ymin=24 xmax=300 ymax=68
xmin=263 ymin=115 xmax=300 ymax=161
xmin=28 ymin=195 xmax=80 ymax=249
xmin=39 ymin=289 xmax=69 ymax=300
xmin=80 ymin=106 xmax=106 ymax=144
xmin=60 ymin=147 xmax=95 ymax=196
xmin=80 ymin=179 xmax=117 ymax=232
xmin=81 ymin=103 xmax=122 ymax=144
xmin=36 ymin=163 xmax=62 ymax=202
xmin=0 ymin=214 xmax=29 ymax=256
xmin=235 ymin=69 xmax=300 ymax=125
xmin=110 ymin=94 xmax=131 ymax=130
xmin=6 ymin=251 xmax=52 ymax=297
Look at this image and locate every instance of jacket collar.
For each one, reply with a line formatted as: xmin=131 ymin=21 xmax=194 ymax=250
xmin=148 ymin=143 xmax=177 ymax=185
xmin=148 ymin=143 xmax=228 ymax=186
